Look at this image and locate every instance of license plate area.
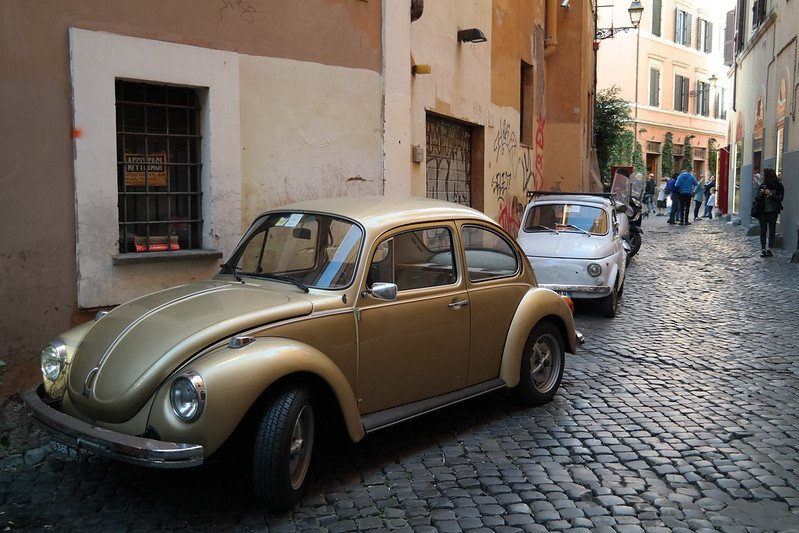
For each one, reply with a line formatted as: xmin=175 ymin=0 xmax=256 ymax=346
xmin=50 ymin=439 xmax=80 ymax=460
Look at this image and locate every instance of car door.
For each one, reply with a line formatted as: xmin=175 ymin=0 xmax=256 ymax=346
xmin=356 ymin=223 xmax=470 ymax=414
xmin=458 ymin=223 xmax=527 ymax=385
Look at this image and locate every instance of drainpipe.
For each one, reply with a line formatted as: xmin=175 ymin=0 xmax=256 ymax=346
xmin=545 ymin=0 xmax=558 ymax=57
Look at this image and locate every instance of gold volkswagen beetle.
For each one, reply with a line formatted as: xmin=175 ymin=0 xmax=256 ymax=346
xmin=26 ymin=196 xmax=580 ymax=510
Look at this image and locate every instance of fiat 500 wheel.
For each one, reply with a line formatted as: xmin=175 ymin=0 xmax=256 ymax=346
xmin=253 ymin=386 xmax=315 ymax=510
xmin=513 ymin=321 xmax=565 ymax=406
xmin=601 ymin=287 xmax=618 ymax=318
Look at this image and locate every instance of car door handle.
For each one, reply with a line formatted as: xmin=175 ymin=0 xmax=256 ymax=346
xmin=448 ymin=299 xmax=470 ymax=309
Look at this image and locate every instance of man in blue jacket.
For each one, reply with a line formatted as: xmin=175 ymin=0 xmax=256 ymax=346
xmin=674 ymin=169 xmax=698 ymax=225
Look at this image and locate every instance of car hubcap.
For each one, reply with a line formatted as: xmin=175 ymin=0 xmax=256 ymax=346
xmin=288 ymin=405 xmax=314 ymax=490
xmin=530 ymin=334 xmax=561 ymax=392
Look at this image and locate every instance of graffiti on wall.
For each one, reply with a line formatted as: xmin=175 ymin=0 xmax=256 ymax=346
xmin=490 ymin=116 xmax=546 ymax=233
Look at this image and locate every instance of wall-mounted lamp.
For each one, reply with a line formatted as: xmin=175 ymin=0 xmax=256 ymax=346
xmin=412 ymin=64 xmax=432 ymax=75
xmin=560 ymin=0 xmax=571 ymax=9
xmin=457 ymin=28 xmax=487 ymax=43
xmin=709 ymin=74 xmax=718 ymax=86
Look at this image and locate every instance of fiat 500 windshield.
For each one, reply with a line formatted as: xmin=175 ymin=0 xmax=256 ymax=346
xmin=223 ymin=212 xmax=363 ymax=289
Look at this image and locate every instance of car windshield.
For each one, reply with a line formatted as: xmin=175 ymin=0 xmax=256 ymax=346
xmin=523 ymin=203 xmax=608 ymax=235
xmin=224 ymin=212 xmax=363 ymax=289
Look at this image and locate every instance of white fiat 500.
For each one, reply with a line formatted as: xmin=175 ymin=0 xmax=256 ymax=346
xmin=517 ymin=193 xmax=626 ymax=317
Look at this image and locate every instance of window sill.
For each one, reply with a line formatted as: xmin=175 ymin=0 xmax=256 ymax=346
xmin=113 ymin=249 xmax=223 ymax=266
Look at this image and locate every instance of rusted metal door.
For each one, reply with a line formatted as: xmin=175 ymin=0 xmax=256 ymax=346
xmin=426 ymin=116 xmax=472 ymax=206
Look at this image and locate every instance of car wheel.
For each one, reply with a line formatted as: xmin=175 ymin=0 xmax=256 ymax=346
xmin=512 ymin=321 xmax=565 ymax=406
xmin=253 ymin=386 xmax=315 ymax=511
xmin=601 ymin=287 xmax=618 ymax=318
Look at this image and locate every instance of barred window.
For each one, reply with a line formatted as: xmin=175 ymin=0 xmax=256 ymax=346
xmin=116 ymin=80 xmax=202 ymax=254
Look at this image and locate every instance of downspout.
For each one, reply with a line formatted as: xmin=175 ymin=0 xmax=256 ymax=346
xmin=545 ymin=0 xmax=558 ymax=57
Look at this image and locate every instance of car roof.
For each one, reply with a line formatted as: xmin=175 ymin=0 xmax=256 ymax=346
xmin=261 ymin=195 xmax=498 ymax=233
xmin=528 ymin=194 xmax=613 ymax=208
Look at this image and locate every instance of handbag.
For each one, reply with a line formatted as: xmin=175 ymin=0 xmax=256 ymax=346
xmin=751 ymin=195 xmax=762 ymax=218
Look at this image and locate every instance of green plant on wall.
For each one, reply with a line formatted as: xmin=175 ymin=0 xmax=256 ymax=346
xmin=633 ymin=142 xmax=646 ymax=175
xmin=594 ymin=86 xmax=632 ymax=189
xmin=682 ymin=134 xmax=695 ymax=171
xmin=661 ymin=132 xmax=674 ymax=177
xmin=708 ymin=137 xmax=718 ymax=178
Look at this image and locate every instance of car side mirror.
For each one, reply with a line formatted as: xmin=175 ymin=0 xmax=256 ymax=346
xmin=370 ymin=282 xmax=398 ymax=301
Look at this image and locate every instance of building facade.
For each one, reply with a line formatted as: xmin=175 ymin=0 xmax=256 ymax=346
xmin=0 ymin=1 xmax=596 ymax=371
xmin=725 ymin=0 xmax=799 ymax=254
xmin=596 ymin=0 xmax=730 ymax=182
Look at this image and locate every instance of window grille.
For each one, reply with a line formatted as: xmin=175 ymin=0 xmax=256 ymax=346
xmin=116 ymin=80 xmax=202 ymax=254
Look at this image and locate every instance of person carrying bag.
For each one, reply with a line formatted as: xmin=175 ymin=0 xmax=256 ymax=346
xmin=753 ymin=167 xmax=784 ymax=257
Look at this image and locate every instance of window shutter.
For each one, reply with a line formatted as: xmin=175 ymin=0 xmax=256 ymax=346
xmin=694 ymin=81 xmax=700 ymax=114
xmin=674 ymin=76 xmax=681 ymax=110
xmin=685 ymin=13 xmax=693 ymax=46
xmin=652 ymin=0 xmax=662 ymax=37
xmin=696 ymin=19 xmax=703 ymax=50
xmin=674 ymin=8 xmax=681 ymax=42
xmin=682 ymin=77 xmax=689 ymax=112
xmin=649 ymin=68 xmax=660 ymax=106
xmin=706 ymin=22 xmax=713 ymax=53
xmin=724 ymin=10 xmax=735 ymax=64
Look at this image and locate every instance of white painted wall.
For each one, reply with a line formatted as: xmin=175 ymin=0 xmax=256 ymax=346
xmin=383 ymin=0 xmax=413 ymax=196
xmin=238 ymin=55 xmax=382 ymax=223
xmin=70 ymin=29 xmax=242 ymax=308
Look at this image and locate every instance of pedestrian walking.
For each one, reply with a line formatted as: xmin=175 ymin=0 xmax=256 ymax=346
xmin=666 ymin=173 xmax=679 ymax=224
xmin=645 ymin=173 xmax=656 ymax=214
xmin=752 ymin=167 xmax=785 ymax=257
xmin=656 ymin=177 xmax=668 ymax=215
xmin=693 ymin=176 xmax=706 ymax=221
xmin=705 ymin=188 xmax=716 ymax=220
xmin=674 ymin=169 xmax=697 ymax=225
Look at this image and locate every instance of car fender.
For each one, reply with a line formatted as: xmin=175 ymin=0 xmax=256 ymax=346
xmin=499 ymin=288 xmax=577 ymax=388
xmin=148 ymin=337 xmax=364 ymax=457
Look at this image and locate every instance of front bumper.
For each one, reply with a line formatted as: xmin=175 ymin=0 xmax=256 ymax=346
xmin=24 ymin=385 xmax=203 ymax=468
xmin=537 ymin=283 xmax=611 ymax=299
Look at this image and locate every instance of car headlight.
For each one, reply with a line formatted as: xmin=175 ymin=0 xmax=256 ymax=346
xmin=41 ymin=341 xmax=68 ymax=381
xmin=170 ymin=372 xmax=206 ymax=421
xmin=587 ymin=263 xmax=602 ymax=277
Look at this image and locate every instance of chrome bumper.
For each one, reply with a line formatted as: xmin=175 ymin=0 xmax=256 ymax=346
xmin=24 ymin=386 xmax=203 ymax=468
xmin=575 ymin=329 xmax=585 ymax=346
xmin=538 ymin=283 xmax=612 ymax=298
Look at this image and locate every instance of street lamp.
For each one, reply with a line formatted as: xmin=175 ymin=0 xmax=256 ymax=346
xmin=631 ymin=1 xmax=643 ymax=170
xmin=595 ymin=1 xmax=644 ymax=41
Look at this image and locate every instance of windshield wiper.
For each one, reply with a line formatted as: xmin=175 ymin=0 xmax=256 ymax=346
xmin=219 ymin=263 xmax=244 ymax=283
xmin=560 ymin=224 xmax=591 ymax=236
xmin=527 ymin=225 xmax=556 ymax=232
xmin=251 ymin=272 xmax=310 ymax=293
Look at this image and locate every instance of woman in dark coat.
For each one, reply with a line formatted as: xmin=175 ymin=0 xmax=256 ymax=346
xmin=753 ymin=168 xmax=784 ymax=257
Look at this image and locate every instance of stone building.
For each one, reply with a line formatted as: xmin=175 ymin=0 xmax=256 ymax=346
xmin=596 ymin=0 xmax=731 ymax=182
xmin=0 ymin=1 xmax=596 ymax=378
xmin=724 ymin=0 xmax=799 ymax=254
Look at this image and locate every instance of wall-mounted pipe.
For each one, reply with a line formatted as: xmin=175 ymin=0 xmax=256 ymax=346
xmin=545 ymin=0 xmax=558 ymax=57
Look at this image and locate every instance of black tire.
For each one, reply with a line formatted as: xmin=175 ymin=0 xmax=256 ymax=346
xmin=627 ymin=231 xmax=641 ymax=257
xmin=512 ymin=321 xmax=565 ymax=406
xmin=253 ymin=386 xmax=315 ymax=511
xmin=601 ymin=287 xmax=618 ymax=318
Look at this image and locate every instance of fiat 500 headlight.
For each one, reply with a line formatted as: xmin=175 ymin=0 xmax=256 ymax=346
xmin=170 ymin=372 xmax=206 ymax=421
xmin=587 ymin=263 xmax=602 ymax=277
xmin=41 ymin=341 xmax=68 ymax=381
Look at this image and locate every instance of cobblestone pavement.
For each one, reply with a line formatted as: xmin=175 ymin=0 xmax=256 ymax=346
xmin=2 ymin=216 xmax=799 ymax=532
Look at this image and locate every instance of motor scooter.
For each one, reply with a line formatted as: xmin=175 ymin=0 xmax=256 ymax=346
xmin=610 ymin=170 xmax=644 ymax=259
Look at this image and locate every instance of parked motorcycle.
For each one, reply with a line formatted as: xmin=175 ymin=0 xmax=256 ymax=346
xmin=610 ymin=170 xmax=644 ymax=260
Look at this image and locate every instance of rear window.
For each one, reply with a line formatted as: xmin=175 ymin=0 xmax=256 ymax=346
xmin=523 ymin=203 xmax=609 ymax=235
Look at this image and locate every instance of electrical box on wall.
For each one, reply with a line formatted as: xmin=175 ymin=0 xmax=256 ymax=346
xmin=412 ymin=145 xmax=424 ymax=163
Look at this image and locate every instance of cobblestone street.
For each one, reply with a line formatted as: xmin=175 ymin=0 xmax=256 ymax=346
xmin=2 ymin=216 xmax=799 ymax=532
